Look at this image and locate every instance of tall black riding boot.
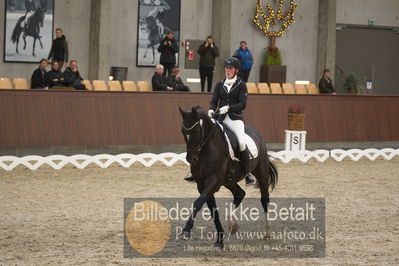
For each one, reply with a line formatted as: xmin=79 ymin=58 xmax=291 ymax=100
xmin=240 ymin=147 xmax=255 ymax=185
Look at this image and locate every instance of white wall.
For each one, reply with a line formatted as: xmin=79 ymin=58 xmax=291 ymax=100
xmin=230 ymin=0 xmax=320 ymax=84
xmin=337 ymin=0 xmax=399 ymax=27
xmin=0 ymin=0 xmax=91 ymax=79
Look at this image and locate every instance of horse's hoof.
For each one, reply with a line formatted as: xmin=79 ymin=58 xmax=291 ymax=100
xmin=180 ymin=230 xmax=190 ymax=240
xmin=215 ymin=241 xmax=224 ymax=249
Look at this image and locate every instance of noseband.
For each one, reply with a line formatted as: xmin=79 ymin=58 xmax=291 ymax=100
xmin=182 ymin=118 xmax=217 ymax=154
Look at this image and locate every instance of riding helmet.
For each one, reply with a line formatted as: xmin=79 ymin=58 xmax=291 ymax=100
xmin=224 ymin=57 xmax=241 ymax=69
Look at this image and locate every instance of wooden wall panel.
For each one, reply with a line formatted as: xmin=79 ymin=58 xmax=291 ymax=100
xmin=0 ymin=90 xmax=398 ymax=147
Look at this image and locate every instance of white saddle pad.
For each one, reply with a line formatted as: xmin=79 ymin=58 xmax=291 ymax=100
xmin=215 ymin=122 xmax=259 ymax=161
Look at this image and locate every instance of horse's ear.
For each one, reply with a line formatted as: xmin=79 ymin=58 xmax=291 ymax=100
xmin=191 ymin=107 xmax=198 ymax=119
xmin=179 ymin=106 xmax=188 ymax=117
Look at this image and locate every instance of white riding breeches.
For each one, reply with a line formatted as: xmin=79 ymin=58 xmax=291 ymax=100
xmin=223 ymin=115 xmax=246 ymax=152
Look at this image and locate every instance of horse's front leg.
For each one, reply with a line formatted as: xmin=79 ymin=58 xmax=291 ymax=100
xmin=38 ymin=37 xmax=43 ymax=49
xmin=182 ymin=177 xmax=219 ymax=238
xmin=207 ymin=196 xmax=224 ymax=248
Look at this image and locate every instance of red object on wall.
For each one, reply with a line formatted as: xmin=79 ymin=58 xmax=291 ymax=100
xmin=188 ymin=50 xmax=194 ymax=60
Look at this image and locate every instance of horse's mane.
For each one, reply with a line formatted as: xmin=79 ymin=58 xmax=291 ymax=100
xmin=192 ymin=105 xmax=211 ymax=122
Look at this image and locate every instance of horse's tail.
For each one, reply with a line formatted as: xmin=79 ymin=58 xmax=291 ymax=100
xmin=268 ymin=160 xmax=278 ymax=191
xmin=11 ymin=16 xmax=25 ymax=43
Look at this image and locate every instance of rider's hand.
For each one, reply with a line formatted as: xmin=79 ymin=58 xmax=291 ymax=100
xmin=208 ymin=110 xmax=215 ymax=117
xmin=219 ymin=106 xmax=229 ymax=114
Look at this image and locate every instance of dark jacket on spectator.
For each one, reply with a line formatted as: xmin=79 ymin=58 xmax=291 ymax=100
xmin=48 ymin=35 xmax=69 ymax=62
xmin=166 ymin=75 xmax=190 ymax=92
xmin=152 ymin=73 xmax=170 ymax=91
xmin=318 ymin=77 xmax=335 ymax=94
xmin=197 ymin=42 xmax=219 ymax=67
xmin=31 ymin=67 xmax=49 ymax=89
xmin=158 ymin=37 xmax=178 ymax=65
xmin=46 ymin=69 xmax=65 ymax=88
xmin=64 ymin=67 xmax=86 ymax=90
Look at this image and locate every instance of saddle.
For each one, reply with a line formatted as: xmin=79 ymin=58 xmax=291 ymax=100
xmin=216 ymin=121 xmax=259 ymax=161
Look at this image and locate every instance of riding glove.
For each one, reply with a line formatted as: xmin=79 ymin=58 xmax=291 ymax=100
xmin=208 ymin=110 xmax=215 ymax=117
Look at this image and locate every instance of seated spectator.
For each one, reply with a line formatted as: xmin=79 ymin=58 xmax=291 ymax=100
xmin=64 ymin=60 xmax=86 ymax=90
xmin=31 ymin=58 xmax=49 ymax=90
xmin=46 ymin=61 xmax=65 ymax=88
xmin=152 ymin=64 xmax=173 ymax=91
xmin=318 ymin=69 xmax=336 ymax=94
xmin=167 ymin=68 xmax=190 ymax=92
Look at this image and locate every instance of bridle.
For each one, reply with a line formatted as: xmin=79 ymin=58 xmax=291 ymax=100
xmin=182 ymin=118 xmax=217 ymax=154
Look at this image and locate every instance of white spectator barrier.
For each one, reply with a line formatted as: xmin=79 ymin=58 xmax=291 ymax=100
xmin=0 ymin=149 xmax=398 ymax=171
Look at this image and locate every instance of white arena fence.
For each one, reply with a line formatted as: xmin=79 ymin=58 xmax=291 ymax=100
xmin=0 ymin=149 xmax=398 ymax=171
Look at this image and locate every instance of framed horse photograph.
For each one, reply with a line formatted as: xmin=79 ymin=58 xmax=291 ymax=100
xmin=3 ymin=0 xmax=54 ymax=63
xmin=136 ymin=0 xmax=181 ymax=67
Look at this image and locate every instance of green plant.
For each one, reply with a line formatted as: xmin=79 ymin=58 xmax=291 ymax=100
xmin=264 ymin=47 xmax=282 ymax=65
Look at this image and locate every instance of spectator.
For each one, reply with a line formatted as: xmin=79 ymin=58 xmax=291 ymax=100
xmin=197 ymin=35 xmax=219 ymax=92
xmin=233 ymin=41 xmax=253 ymax=82
xmin=167 ymin=68 xmax=190 ymax=92
xmin=31 ymin=58 xmax=49 ymax=89
xmin=48 ymin=28 xmax=69 ymax=71
xmin=318 ymin=69 xmax=336 ymax=94
xmin=158 ymin=31 xmax=178 ymax=77
xmin=152 ymin=64 xmax=173 ymax=91
xmin=64 ymin=60 xmax=86 ymax=90
xmin=46 ymin=61 xmax=65 ymax=88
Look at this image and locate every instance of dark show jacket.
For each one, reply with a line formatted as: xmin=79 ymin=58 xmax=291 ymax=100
xmin=63 ymin=68 xmax=83 ymax=87
xmin=318 ymin=77 xmax=335 ymax=94
xmin=46 ymin=69 xmax=65 ymax=87
xmin=209 ymin=78 xmax=248 ymax=121
xmin=48 ymin=35 xmax=69 ymax=62
xmin=152 ymin=73 xmax=170 ymax=91
xmin=197 ymin=42 xmax=219 ymax=67
xmin=158 ymin=37 xmax=178 ymax=64
xmin=166 ymin=76 xmax=190 ymax=92
xmin=31 ymin=67 xmax=49 ymax=89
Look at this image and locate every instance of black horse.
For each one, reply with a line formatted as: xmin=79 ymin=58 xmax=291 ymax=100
xmin=179 ymin=106 xmax=278 ymax=248
xmin=143 ymin=16 xmax=162 ymax=64
xmin=11 ymin=0 xmax=47 ymax=57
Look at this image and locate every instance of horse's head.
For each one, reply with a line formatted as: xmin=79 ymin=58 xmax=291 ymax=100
xmin=179 ymin=106 xmax=209 ymax=164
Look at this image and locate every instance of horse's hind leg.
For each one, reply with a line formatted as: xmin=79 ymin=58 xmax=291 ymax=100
xmin=225 ymin=183 xmax=246 ymax=234
xmin=253 ymin=162 xmax=271 ymax=238
xmin=32 ymin=38 xmax=37 ymax=56
xmin=225 ymin=183 xmax=246 ymax=208
xmin=38 ymin=37 xmax=43 ymax=49
xmin=151 ymin=46 xmax=156 ymax=64
xmin=16 ymin=36 xmax=19 ymax=53
xmin=23 ymin=34 xmax=27 ymax=50
xmin=206 ymin=196 xmax=224 ymax=248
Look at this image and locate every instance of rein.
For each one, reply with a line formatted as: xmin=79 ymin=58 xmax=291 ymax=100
xmin=183 ymin=118 xmax=218 ymax=154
